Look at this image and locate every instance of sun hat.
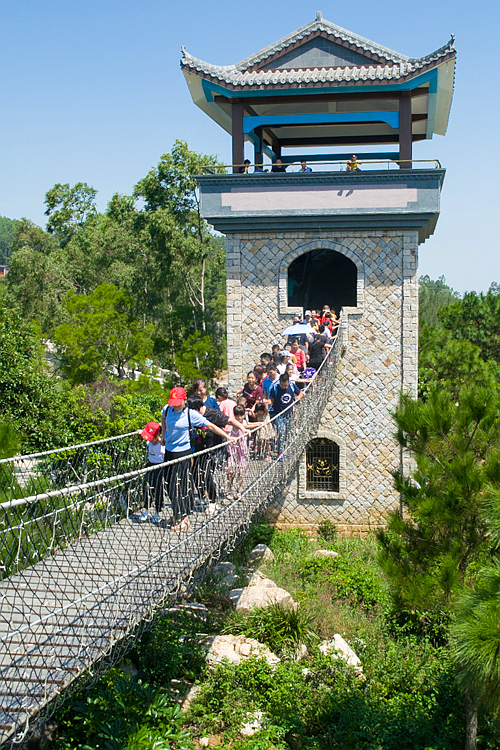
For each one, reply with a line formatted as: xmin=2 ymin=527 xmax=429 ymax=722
xmin=280 ymin=350 xmax=290 ymax=357
xmin=167 ymin=386 xmax=187 ymax=406
xmin=140 ymin=422 xmax=161 ymax=441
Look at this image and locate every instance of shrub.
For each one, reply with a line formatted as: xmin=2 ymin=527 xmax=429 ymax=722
xmin=297 ymin=554 xmax=388 ymax=608
xmin=222 ymin=602 xmax=319 ymax=656
xmin=133 ymin=611 xmax=205 ymax=684
xmin=317 ymin=519 xmax=337 ymax=543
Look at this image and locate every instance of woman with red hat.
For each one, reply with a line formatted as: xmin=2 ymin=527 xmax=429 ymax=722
xmin=160 ymin=387 xmax=230 ymax=531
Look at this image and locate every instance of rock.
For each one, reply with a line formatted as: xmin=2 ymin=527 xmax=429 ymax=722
xmin=180 ymin=683 xmax=200 ymax=712
xmin=201 ymin=634 xmax=279 ymax=667
xmin=250 ymin=576 xmax=277 ymax=589
xmin=213 ymin=561 xmax=236 ymax=577
xmin=246 ymin=569 xmax=267 ymax=586
xmin=229 ymin=584 xmax=296 ymax=615
xmin=294 ymin=644 xmax=308 ymax=661
xmin=200 ymin=738 xmax=210 ymax=747
xmin=216 ymin=573 xmax=240 ymax=591
xmin=319 ymin=635 xmax=363 ymax=676
xmin=313 ymin=549 xmax=339 ymax=558
xmin=240 ymin=710 xmax=264 ymax=736
xmin=249 ymin=544 xmax=275 ymax=563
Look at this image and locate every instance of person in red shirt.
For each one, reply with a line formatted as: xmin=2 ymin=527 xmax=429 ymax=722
xmin=290 ymin=338 xmax=307 ymax=371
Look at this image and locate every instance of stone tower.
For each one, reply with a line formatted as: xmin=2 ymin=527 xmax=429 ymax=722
xmin=182 ymin=17 xmax=455 ymax=532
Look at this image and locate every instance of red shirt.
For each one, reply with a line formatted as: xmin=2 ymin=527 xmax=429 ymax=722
xmin=243 ymin=383 xmax=263 ymax=408
xmin=292 ymin=348 xmax=307 ymax=370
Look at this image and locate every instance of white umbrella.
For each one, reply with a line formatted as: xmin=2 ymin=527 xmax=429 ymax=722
xmin=281 ymin=323 xmax=316 ymax=337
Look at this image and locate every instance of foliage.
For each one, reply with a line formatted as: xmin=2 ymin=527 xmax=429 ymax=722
xmin=4 ymin=141 xmax=227 ymax=386
xmin=0 ymin=215 xmax=18 ymax=264
xmin=54 ymin=672 xmax=193 ymax=750
xmin=297 ymin=553 xmax=388 ymax=609
xmin=45 ymin=182 xmax=98 ymax=246
xmin=418 ymin=325 xmax=500 ymax=401
xmin=438 ymin=283 xmax=500 ymax=365
xmin=317 ymin=519 xmax=337 ymax=543
xmin=222 ymin=602 xmax=319 ymax=656
xmin=54 ymin=283 xmax=154 ymax=384
xmin=419 ymin=274 xmax=460 ymax=327
xmin=378 ymin=384 xmax=500 ymax=620
xmin=267 ymin=527 xmax=311 ymax=560
xmin=133 ymin=611 xmax=206 ymax=685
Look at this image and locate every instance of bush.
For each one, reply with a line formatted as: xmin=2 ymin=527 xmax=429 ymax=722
xmin=268 ymin=528 xmax=311 ymax=559
xmin=222 ymin=602 xmax=319 ymax=656
xmin=55 ymin=673 xmax=194 ymax=750
xmin=133 ymin=611 xmax=205 ymax=685
xmin=317 ymin=519 xmax=337 ymax=543
xmin=297 ymin=554 xmax=388 ymax=608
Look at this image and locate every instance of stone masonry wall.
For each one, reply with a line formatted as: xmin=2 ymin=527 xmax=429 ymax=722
xmin=225 ymin=229 xmax=419 ymax=533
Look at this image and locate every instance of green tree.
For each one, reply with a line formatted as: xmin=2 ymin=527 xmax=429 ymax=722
xmin=0 ymin=216 xmax=18 ymax=265
xmin=54 ymin=283 xmax=154 ymax=384
xmin=439 ymin=284 xmax=500 ymax=364
xmin=4 ymin=219 xmax=68 ymax=332
xmin=45 ymin=182 xmax=98 ymax=246
xmin=378 ymin=383 xmax=500 ymax=618
xmin=0 ymin=302 xmax=76 ymax=449
xmin=418 ymin=326 xmax=500 ymax=400
xmin=419 ymin=275 xmax=460 ymax=327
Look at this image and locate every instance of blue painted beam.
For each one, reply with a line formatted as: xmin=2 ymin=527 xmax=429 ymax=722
xmin=242 ymin=111 xmax=399 ymax=135
xmin=280 ymin=152 xmax=399 ymax=163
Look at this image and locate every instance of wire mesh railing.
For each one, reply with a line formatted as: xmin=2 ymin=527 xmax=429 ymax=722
xmin=0 ymin=432 xmax=145 ymax=508
xmin=0 ymin=324 xmax=343 ymax=747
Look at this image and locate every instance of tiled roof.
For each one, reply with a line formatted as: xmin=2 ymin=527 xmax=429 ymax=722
xmin=181 ymin=17 xmax=455 ymax=89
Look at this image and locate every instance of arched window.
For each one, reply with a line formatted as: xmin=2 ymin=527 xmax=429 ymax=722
xmin=288 ymin=249 xmax=357 ymax=312
xmin=306 ymin=438 xmax=339 ymax=492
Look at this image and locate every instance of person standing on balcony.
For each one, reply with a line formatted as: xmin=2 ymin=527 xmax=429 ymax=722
xmin=271 ymin=158 xmax=287 ymax=173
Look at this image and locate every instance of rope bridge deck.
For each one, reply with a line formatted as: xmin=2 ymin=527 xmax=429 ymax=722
xmin=0 ymin=325 xmax=343 ymax=746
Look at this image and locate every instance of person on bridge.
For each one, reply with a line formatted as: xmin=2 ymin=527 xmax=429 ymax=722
xmin=138 ymin=422 xmax=165 ymax=523
xmin=161 ymin=387 xmax=230 ymax=531
xmin=269 ymin=372 xmax=305 ymax=458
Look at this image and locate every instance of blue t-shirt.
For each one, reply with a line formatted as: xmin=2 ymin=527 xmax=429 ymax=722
xmin=204 ymin=395 xmax=220 ymax=411
xmin=161 ymin=407 xmax=209 ymax=452
xmin=270 ymin=382 xmax=300 ymax=416
xmin=262 ymin=375 xmax=280 ymax=413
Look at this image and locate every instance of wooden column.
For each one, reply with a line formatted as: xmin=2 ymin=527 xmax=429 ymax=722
xmin=231 ymin=101 xmax=244 ymax=173
xmin=398 ymin=93 xmax=412 ymax=169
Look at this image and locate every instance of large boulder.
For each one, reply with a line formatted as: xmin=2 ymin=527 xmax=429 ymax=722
xmin=201 ymin=634 xmax=279 ymax=667
xmin=313 ymin=549 xmax=339 ymax=559
xmin=319 ymin=635 xmax=363 ymax=676
xmin=213 ymin=561 xmax=237 ymax=577
xmin=248 ymin=544 xmax=275 ymax=563
xmin=229 ymin=583 xmax=296 ymax=615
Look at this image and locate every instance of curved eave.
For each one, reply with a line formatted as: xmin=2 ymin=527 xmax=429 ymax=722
xmin=181 ymin=52 xmax=456 ymax=140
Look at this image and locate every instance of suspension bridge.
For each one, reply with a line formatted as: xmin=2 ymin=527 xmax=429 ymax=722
xmin=0 ymin=327 xmax=342 ymax=746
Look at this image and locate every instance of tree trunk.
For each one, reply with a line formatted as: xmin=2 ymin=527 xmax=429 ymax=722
xmin=464 ymin=691 xmax=478 ymax=750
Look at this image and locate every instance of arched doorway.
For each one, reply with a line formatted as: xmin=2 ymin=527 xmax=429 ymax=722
xmin=287 ymin=249 xmax=357 ymax=313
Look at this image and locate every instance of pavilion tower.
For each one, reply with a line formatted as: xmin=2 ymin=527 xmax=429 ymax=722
xmin=182 ymin=17 xmax=455 ymax=532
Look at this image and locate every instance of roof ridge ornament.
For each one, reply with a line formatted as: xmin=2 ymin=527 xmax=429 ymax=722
xmin=316 ymin=11 xmax=322 ymax=21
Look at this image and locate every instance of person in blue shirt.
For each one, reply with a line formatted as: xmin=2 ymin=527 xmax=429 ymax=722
xmin=262 ymin=363 xmax=280 ymax=418
xmin=160 ymin=386 xmax=229 ymax=531
xmin=269 ymin=372 xmax=305 ymax=457
xmin=192 ymin=378 xmax=220 ymax=410
xmin=299 ymin=160 xmax=312 ymax=172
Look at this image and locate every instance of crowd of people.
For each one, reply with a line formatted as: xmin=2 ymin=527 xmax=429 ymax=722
xmin=137 ymin=306 xmax=340 ymax=532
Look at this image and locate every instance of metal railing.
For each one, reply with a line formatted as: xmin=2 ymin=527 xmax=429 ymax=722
xmin=201 ymin=158 xmax=442 ymax=174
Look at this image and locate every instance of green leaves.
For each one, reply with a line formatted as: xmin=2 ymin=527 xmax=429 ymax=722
xmin=54 ymin=284 xmax=154 ymax=385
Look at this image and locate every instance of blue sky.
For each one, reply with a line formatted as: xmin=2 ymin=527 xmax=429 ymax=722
xmin=1 ymin=0 xmax=497 ymax=294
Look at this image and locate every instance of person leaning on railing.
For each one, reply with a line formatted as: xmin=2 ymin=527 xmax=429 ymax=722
xmin=160 ymin=387 xmax=231 ymax=531
xmin=346 ymin=155 xmax=361 ymax=172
